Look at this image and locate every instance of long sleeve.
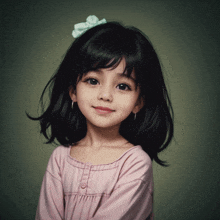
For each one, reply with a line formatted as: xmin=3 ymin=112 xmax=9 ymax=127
xmin=90 ymin=151 xmax=154 ymax=220
xmin=35 ymin=149 xmax=65 ymax=220
xmin=91 ymin=179 xmax=153 ymax=220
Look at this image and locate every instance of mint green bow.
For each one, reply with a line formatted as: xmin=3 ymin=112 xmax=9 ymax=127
xmin=72 ymin=15 xmax=107 ymax=38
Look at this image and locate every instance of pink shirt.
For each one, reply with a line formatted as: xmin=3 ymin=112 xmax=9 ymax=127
xmin=36 ymin=145 xmax=154 ymax=220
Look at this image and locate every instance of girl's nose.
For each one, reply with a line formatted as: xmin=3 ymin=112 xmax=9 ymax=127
xmin=98 ymin=86 xmax=113 ymax=102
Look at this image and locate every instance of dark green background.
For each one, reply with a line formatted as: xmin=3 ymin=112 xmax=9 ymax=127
xmin=1 ymin=0 xmax=220 ymax=219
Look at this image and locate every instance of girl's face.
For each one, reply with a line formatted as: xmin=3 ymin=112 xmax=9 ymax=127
xmin=69 ymin=58 xmax=143 ymax=129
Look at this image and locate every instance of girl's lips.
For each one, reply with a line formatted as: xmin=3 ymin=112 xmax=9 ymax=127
xmin=94 ymin=106 xmax=114 ymax=114
xmin=95 ymin=106 xmax=113 ymax=111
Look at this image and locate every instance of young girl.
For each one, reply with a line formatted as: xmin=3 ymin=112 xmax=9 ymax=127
xmin=30 ymin=15 xmax=173 ymax=220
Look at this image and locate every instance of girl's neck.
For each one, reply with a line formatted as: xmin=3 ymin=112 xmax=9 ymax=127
xmin=79 ymin=121 xmax=127 ymax=149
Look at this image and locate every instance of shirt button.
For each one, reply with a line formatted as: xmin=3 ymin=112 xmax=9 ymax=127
xmin=81 ymin=183 xmax=87 ymax=189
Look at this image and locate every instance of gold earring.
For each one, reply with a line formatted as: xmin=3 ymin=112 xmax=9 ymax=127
xmin=71 ymin=101 xmax=74 ymax=109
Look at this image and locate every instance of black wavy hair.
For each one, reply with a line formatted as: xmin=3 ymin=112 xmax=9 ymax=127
xmin=28 ymin=21 xmax=174 ymax=166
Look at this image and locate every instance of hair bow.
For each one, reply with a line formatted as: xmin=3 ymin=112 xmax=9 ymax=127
xmin=72 ymin=15 xmax=107 ymax=38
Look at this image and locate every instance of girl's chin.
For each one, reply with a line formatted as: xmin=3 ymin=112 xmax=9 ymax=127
xmin=86 ymin=119 xmax=122 ymax=129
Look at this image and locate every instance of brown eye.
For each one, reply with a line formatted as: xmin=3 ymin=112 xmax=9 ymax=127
xmin=85 ymin=78 xmax=99 ymax=85
xmin=117 ymin=83 xmax=131 ymax=91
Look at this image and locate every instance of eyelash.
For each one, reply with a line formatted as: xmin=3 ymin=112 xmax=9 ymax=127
xmin=84 ymin=78 xmax=132 ymax=91
xmin=84 ymin=78 xmax=98 ymax=85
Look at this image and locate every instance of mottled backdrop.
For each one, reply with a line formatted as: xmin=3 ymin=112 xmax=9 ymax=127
xmin=1 ymin=0 xmax=220 ymax=219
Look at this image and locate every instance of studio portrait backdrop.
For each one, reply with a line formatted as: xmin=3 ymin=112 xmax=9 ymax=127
xmin=1 ymin=0 xmax=220 ymax=219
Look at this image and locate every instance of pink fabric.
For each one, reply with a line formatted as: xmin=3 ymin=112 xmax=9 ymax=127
xmin=36 ymin=145 xmax=154 ymax=220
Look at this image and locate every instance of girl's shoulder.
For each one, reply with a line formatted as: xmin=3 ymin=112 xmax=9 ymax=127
xmin=53 ymin=145 xmax=69 ymax=154
xmin=118 ymin=145 xmax=153 ymax=184
xmin=45 ymin=146 xmax=69 ymax=178
xmin=47 ymin=145 xmax=69 ymax=166
xmin=51 ymin=145 xmax=69 ymax=156
xmin=121 ymin=145 xmax=152 ymax=166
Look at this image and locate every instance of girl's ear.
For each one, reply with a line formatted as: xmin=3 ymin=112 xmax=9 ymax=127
xmin=132 ymin=97 xmax=144 ymax=114
xmin=69 ymin=86 xmax=77 ymax=102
